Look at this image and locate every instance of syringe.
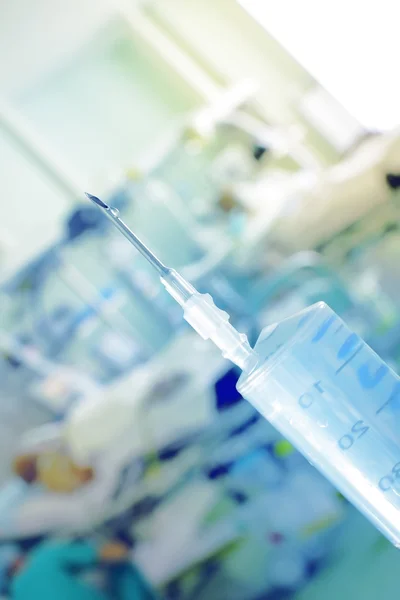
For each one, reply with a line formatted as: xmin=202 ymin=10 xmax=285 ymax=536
xmin=86 ymin=194 xmax=400 ymax=547
xmin=86 ymin=193 xmax=257 ymax=372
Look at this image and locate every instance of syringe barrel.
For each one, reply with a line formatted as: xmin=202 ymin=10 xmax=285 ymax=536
xmin=237 ymin=302 xmax=400 ymax=546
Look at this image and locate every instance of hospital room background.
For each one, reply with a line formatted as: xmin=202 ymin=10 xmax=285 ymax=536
xmin=0 ymin=0 xmax=399 ymax=598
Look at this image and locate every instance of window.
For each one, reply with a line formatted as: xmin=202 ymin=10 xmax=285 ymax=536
xmin=239 ymin=0 xmax=399 ymax=131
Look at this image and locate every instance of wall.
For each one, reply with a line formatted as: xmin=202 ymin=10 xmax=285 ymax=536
xmin=0 ymin=0 xmax=114 ymax=97
xmin=16 ymin=19 xmax=201 ymax=186
xmin=0 ymin=128 xmax=71 ymax=277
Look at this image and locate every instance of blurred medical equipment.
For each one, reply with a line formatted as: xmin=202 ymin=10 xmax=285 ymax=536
xmin=240 ymin=249 xmax=400 ymax=365
xmin=0 ymin=331 xmax=347 ymax=599
xmin=0 ymin=418 xmax=145 ymax=541
xmin=1 ymin=242 xmax=146 ymax=385
xmin=87 ymin=193 xmax=400 ymax=546
xmin=0 ymin=328 xmax=230 ymax=542
xmin=269 ymin=128 xmax=400 ymax=252
xmin=0 ymin=331 xmax=100 ymax=414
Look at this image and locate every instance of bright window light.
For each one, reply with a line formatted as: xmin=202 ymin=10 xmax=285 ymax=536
xmin=239 ymin=0 xmax=399 ymax=131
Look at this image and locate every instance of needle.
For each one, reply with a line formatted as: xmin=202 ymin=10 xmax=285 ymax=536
xmin=85 ymin=193 xmax=168 ymax=277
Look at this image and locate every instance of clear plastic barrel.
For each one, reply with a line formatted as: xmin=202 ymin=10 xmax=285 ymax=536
xmin=237 ymin=302 xmax=400 ymax=545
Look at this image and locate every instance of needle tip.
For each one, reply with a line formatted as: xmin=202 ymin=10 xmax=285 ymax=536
xmin=85 ymin=192 xmax=109 ymax=209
